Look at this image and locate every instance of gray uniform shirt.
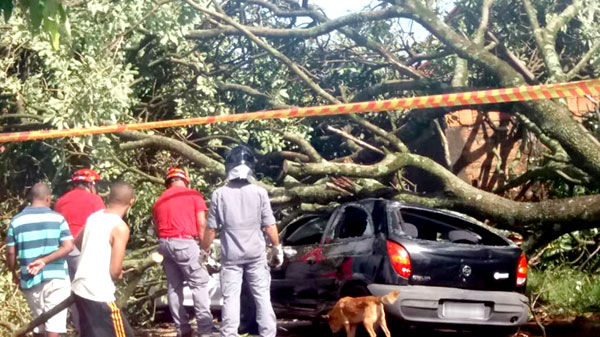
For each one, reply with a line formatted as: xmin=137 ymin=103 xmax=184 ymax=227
xmin=207 ymin=180 xmax=276 ymax=265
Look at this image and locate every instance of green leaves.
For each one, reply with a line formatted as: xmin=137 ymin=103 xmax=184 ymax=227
xmin=0 ymin=0 xmax=13 ymax=22
xmin=1 ymin=0 xmax=68 ymax=49
xmin=42 ymin=0 xmax=60 ymax=49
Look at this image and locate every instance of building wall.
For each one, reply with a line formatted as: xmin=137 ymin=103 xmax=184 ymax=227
xmin=445 ymin=96 xmax=599 ymax=191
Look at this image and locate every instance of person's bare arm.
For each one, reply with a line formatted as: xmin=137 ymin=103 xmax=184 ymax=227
xmin=264 ymin=224 xmax=280 ymax=246
xmin=5 ymin=245 xmax=18 ymax=285
xmin=27 ymin=239 xmax=74 ymax=275
xmin=202 ymin=228 xmax=216 ymax=251
xmin=196 ymin=210 xmax=206 ymax=243
xmin=74 ymin=227 xmax=85 ymax=251
xmin=109 ymin=223 xmax=130 ymax=280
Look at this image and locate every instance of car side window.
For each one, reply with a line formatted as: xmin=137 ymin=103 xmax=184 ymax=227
xmin=327 ymin=206 xmax=373 ymax=242
xmin=283 ymin=217 xmax=328 ymax=246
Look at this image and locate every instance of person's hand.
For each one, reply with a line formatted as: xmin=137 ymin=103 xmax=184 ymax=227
xmin=270 ymin=244 xmax=284 ymax=268
xmin=26 ymin=259 xmax=46 ymax=276
xmin=11 ymin=272 xmax=20 ymax=288
xmin=199 ymin=248 xmax=210 ymax=269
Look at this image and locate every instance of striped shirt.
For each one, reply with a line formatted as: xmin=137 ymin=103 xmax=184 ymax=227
xmin=6 ymin=206 xmax=72 ymax=289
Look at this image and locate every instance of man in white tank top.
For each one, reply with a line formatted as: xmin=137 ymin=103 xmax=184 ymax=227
xmin=71 ymin=181 xmax=135 ymax=337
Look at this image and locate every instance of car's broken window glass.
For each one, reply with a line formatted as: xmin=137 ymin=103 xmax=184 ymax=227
xmin=331 ymin=206 xmax=373 ymax=240
xmin=284 ymin=217 xmax=328 ymax=246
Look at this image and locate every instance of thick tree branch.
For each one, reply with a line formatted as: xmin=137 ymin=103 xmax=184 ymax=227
xmin=545 ymin=0 xmax=584 ymax=37
xmin=522 ymin=0 xmax=568 ymax=81
xmin=283 ymin=133 xmax=323 ymax=162
xmin=451 ymin=0 xmax=493 ymax=88
xmin=484 ymin=31 xmax=537 ymax=83
xmin=118 ymin=131 xmax=225 ymax=176
xmin=522 ymin=0 xmax=585 ymax=82
xmin=286 ymin=151 xmax=600 ymax=229
xmin=474 ymin=0 xmax=494 ymax=46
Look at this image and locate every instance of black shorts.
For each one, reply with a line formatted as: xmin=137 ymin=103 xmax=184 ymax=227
xmin=74 ymin=294 xmax=134 ymax=337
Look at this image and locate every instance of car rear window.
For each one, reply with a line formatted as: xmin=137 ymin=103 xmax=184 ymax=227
xmin=389 ymin=206 xmax=509 ymax=246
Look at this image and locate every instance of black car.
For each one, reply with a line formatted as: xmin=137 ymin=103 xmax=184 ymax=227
xmin=270 ymin=198 xmax=528 ymax=332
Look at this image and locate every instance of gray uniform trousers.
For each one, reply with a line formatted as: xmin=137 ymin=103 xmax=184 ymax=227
xmin=220 ymin=259 xmax=276 ymax=337
xmin=159 ymin=238 xmax=214 ymax=336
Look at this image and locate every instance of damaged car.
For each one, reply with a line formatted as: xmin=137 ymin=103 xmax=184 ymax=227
xmin=270 ymin=198 xmax=528 ymax=334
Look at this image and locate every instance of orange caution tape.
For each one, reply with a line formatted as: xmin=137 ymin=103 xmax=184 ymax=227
xmin=1 ymin=79 xmax=599 ymax=143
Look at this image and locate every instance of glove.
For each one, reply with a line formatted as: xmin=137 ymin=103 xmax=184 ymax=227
xmin=270 ymin=244 xmax=284 ymax=268
xmin=199 ymin=248 xmax=210 ymax=269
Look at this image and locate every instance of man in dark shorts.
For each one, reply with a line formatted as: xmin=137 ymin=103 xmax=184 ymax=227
xmin=71 ymin=181 xmax=135 ymax=337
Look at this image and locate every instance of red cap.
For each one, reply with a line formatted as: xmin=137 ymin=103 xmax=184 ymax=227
xmin=71 ymin=169 xmax=101 ymax=183
xmin=166 ymin=167 xmax=189 ymax=185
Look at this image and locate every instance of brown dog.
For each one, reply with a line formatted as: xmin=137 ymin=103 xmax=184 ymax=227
xmin=323 ymin=290 xmax=400 ymax=337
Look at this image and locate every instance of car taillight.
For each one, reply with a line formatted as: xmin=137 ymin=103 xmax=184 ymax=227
xmin=387 ymin=240 xmax=411 ymax=279
xmin=516 ymin=252 xmax=527 ymax=287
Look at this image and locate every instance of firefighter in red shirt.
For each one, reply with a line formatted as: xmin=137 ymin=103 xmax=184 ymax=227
xmin=54 ymin=168 xmax=105 ymax=331
xmin=154 ymin=167 xmax=214 ymax=337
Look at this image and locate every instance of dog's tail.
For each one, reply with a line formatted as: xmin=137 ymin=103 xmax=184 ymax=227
xmin=378 ymin=290 xmax=400 ymax=305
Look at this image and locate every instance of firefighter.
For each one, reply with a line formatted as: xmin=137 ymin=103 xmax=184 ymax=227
xmin=203 ymin=145 xmax=283 ymax=337
xmin=153 ymin=167 xmax=214 ymax=337
xmin=54 ymin=168 xmax=105 ymax=331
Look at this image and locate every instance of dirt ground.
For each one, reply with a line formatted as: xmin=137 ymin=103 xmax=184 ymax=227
xmin=135 ymin=317 xmax=600 ymax=337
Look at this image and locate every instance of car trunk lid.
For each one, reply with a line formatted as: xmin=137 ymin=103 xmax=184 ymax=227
xmin=394 ymin=238 xmax=521 ymax=291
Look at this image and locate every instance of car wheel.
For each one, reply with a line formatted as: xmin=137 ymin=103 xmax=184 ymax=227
xmin=340 ymin=283 xmax=370 ymax=298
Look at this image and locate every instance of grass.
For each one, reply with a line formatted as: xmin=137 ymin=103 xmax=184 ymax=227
xmin=528 ymin=266 xmax=600 ymax=316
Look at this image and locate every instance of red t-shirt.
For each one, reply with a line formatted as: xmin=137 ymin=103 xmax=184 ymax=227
xmin=153 ymin=186 xmax=207 ymax=238
xmin=54 ymin=188 xmax=106 ymax=238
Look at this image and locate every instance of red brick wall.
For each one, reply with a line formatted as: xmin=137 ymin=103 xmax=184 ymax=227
xmin=446 ymin=96 xmax=599 ymax=191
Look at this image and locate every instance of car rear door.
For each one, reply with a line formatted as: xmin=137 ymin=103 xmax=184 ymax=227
xmin=315 ymin=203 xmax=379 ymax=302
xmin=270 ymin=215 xmax=329 ymax=312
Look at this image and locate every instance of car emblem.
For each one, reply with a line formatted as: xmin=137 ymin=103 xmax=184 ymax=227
xmin=461 ymin=265 xmax=472 ymax=277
